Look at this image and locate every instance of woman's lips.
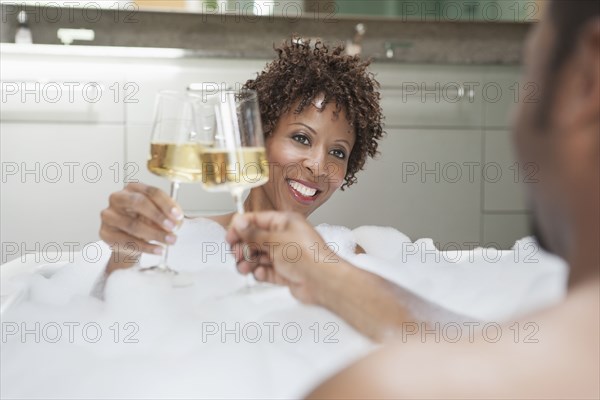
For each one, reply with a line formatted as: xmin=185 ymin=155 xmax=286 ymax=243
xmin=286 ymin=179 xmax=320 ymax=205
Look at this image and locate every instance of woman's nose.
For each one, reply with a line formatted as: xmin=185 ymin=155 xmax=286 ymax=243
xmin=302 ymin=149 xmax=327 ymax=177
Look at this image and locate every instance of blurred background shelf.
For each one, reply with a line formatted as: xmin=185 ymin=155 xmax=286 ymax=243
xmin=0 ymin=1 xmax=531 ymax=65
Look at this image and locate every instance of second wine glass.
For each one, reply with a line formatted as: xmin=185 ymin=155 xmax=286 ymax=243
xmin=199 ymin=89 xmax=269 ymax=213
xmin=199 ymin=89 xmax=268 ymax=292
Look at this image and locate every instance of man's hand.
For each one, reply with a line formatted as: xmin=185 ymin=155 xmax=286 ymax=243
xmin=225 ymin=211 xmax=341 ymax=305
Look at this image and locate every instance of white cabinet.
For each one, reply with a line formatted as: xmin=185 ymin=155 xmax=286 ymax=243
xmin=480 ymin=67 xmax=531 ymax=248
xmin=0 ymin=49 xmax=128 ymax=263
xmin=375 ymin=64 xmax=484 ymax=129
xmin=0 ymin=52 xmax=125 ymax=123
xmin=1 ymin=123 xmax=124 ymax=263
xmin=124 ymin=57 xmax=268 ymax=124
xmin=483 ymin=66 xmax=523 ymax=129
xmin=483 ymin=130 xmax=528 ymax=212
xmin=483 ymin=213 xmax=530 ymax=249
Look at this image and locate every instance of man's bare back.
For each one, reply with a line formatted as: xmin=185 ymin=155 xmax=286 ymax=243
xmin=308 ymin=279 xmax=599 ymax=399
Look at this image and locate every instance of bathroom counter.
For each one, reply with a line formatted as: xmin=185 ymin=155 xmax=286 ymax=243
xmin=1 ymin=3 xmax=531 ymax=65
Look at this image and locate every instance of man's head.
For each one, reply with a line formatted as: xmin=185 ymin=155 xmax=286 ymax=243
xmin=513 ymin=0 xmax=599 ymax=266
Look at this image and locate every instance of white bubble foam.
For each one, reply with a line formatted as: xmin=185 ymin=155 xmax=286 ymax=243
xmin=1 ymin=218 xmax=373 ymax=399
xmin=1 ymin=219 xmax=567 ymax=398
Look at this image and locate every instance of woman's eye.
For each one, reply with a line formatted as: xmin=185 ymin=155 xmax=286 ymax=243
xmin=330 ymin=149 xmax=346 ymax=159
xmin=292 ymin=134 xmax=310 ymax=145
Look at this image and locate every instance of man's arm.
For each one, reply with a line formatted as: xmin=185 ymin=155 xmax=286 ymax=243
xmin=315 ymin=258 xmax=468 ymax=342
xmin=227 ymin=212 xmax=469 ymax=342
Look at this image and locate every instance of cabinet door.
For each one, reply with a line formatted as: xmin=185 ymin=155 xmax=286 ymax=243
xmin=373 ymin=63 xmax=484 ymax=129
xmin=483 ymin=66 xmax=522 ymax=128
xmin=483 ymin=130 xmax=528 ymax=211
xmin=482 ymin=129 xmax=531 ymax=249
xmin=0 ymin=52 xmax=125 ymax=123
xmin=483 ymin=213 xmax=531 ymax=249
xmin=310 ymin=128 xmax=483 ymax=247
xmin=1 ymin=123 xmax=124 ymax=263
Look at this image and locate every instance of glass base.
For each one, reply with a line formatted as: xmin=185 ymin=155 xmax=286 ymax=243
xmin=138 ymin=265 xmax=194 ymax=288
xmin=228 ymin=276 xmax=275 ymax=296
xmin=139 ymin=265 xmax=177 ymax=274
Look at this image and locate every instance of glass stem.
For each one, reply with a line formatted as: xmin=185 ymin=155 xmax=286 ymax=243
xmin=231 ymin=188 xmax=252 ymax=289
xmin=159 ymin=181 xmax=180 ymax=269
xmin=232 ymin=188 xmax=245 ymax=215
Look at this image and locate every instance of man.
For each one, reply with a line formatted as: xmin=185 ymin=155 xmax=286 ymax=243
xmin=226 ymin=0 xmax=599 ymax=397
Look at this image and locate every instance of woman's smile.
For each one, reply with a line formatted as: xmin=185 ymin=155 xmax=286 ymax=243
xmin=286 ymin=178 xmax=322 ymax=204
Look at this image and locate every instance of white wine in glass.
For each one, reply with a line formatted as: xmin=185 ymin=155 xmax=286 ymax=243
xmin=148 ymin=142 xmax=205 ymax=183
xmin=200 ymin=146 xmax=269 ymax=201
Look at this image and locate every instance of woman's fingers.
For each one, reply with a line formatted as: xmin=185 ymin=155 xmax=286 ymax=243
xmin=124 ymin=183 xmax=183 ymax=223
xmin=109 ymin=185 xmax=181 ymax=231
xmin=101 ymin=208 xmax=175 ymax=245
xmin=101 ymin=182 xmax=182 ymax=255
xmin=99 ymin=226 xmax=164 ymax=256
xmin=100 ymin=183 xmax=184 ymax=272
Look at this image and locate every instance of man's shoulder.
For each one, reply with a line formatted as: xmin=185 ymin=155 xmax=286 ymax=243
xmin=310 ymin=282 xmax=600 ymax=399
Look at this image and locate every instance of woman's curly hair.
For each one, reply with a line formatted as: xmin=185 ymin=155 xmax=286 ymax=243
xmin=243 ymin=39 xmax=384 ymax=190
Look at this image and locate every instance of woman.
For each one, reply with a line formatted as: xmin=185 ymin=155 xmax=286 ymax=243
xmin=99 ymin=39 xmax=384 ymax=272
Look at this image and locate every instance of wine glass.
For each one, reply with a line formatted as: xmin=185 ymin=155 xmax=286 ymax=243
xmin=199 ymin=89 xmax=269 ymax=211
xmin=199 ymin=89 xmax=269 ymax=291
xmin=145 ymin=90 xmax=207 ymax=274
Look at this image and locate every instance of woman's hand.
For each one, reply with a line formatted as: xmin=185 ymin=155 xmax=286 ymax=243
xmin=226 ymin=212 xmax=342 ymax=305
xmin=99 ymin=182 xmax=183 ymax=267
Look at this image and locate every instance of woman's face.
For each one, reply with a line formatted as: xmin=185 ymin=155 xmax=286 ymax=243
xmin=260 ymin=99 xmax=355 ymax=217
